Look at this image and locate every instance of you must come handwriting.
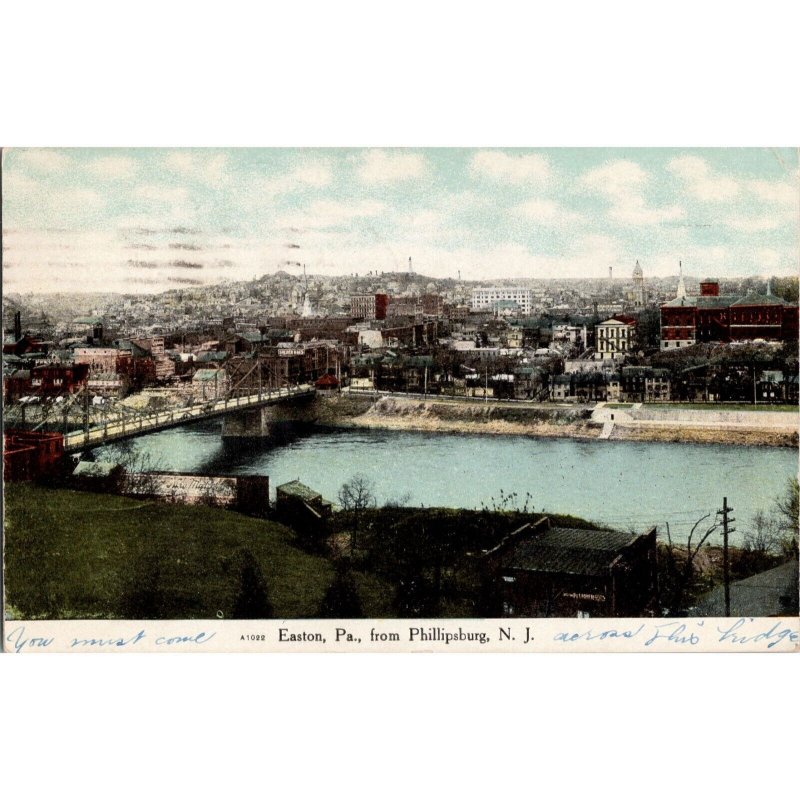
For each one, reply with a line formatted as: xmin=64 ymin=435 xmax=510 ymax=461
xmin=5 ymin=626 xmax=217 ymax=653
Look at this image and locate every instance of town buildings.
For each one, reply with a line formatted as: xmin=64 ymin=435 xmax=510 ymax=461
xmin=470 ymin=287 xmax=533 ymax=315
xmin=660 ymin=279 xmax=799 ymax=350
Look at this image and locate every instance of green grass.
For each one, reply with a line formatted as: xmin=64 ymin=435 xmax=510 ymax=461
xmin=4 ymin=483 xmax=335 ymax=620
xmin=646 ymin=403 xmax=799 ymax=412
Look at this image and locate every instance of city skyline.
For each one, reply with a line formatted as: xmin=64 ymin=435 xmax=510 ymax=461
xmin=3 ymin=147 xmax=798 ymax=294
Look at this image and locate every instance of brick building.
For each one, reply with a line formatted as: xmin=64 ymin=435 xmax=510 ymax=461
xmin=4 ymin=430 xmax=65 ymax=481
xmin=660 ymin=280 xmax=799 ymax=350
xmin=351 ymin=294 xmax=389 ymax=321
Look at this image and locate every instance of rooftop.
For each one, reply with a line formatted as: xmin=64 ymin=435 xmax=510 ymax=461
xmin=276 ymin=480 xmax=322 ymax=503
xmin=500 ymin=526 xmax=642 ymax=577
xmin=693 ymin=560 xmax=798 ymax=617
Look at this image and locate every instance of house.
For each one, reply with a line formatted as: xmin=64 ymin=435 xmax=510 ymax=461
xmin=275 ymin=480 xmax=335 ymax=544
xmin=573 ymin=371 xmax=608 ymax=402
xmin=693 ymin=560 xmax=798 ymax=617
xmin=606 ymin=367 xmax=671 ymax=402
xmin=550 ymin=374 xmax=573 ymax=401
xmin=315 ymin=373 xmax=340 ymax=394
xmin=43 ymin=363 xmax=90 ymax=393
xmin=481 ymin=518 xmax=658 ymax=618
xmin=595 ymin=316 xmax=636 ymax=361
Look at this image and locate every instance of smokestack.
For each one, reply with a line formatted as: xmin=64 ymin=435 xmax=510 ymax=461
xmin=609 ymin=266 xmax=613 ymax=284
xmin=409 ymin=256 xmax=413 ymax=274
xmin=14 ymin=311 xmax=22 ymax=340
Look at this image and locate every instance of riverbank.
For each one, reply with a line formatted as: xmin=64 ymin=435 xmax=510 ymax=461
xmin=314 ymin=394 xmax=799 ymax=447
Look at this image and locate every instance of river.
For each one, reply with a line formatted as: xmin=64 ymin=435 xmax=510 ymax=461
xmin=93 ymin=421 xmax=798 ymax=545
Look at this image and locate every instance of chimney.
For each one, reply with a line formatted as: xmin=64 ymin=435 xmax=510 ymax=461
xmin=699 ymin=280 xmax=719 ymax=297
xmin=14 ymin=311 xmax=22 ymax=340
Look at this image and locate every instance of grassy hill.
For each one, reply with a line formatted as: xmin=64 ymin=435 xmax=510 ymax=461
xmin=4 ymin=483 xmax=336 ymax=620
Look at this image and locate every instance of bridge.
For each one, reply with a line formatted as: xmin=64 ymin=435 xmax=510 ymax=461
xmin=4 ymin=384 xmax=316 ymax=455
xmin=60 ymin=384 xmax=315 ymax=452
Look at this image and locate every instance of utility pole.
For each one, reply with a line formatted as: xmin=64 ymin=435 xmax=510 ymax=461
xmin=718 ymin=497 xmax=736 ymax=616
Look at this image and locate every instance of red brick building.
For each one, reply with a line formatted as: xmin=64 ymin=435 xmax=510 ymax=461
xmin=4 ymin=363 xmax=90 ymax=402
xmin=350 ymin=293 xmax=389 ymax=321
xmin=660 ymin=280 xmax=799 ymax=350
xmin=3 ymin=430 xmax=65 ymax=481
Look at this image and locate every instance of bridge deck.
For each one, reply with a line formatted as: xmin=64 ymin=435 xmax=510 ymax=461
xmin=62 ymin=385 xmax=315 ymax=452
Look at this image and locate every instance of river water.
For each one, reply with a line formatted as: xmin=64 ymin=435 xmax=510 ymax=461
xmin=94 ymin=422 xmax=798 ymax=545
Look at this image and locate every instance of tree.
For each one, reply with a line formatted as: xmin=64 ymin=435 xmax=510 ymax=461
xmin=231 ymin=549 xmax=273 ymax=619
xmin=737 ymin=510 xmax=782 ymax=576
xmin=337 ymin=474 xmax=376 ymax=553
xmin=661 ymin=512 xmax=721 ymax=613
xmin=775 ymin=477 xmax=799 ymax=557
xmin=120 ymin=551 xmax=166 ymax=619
xmin=318 ymin=566 xmax=363 ymax=618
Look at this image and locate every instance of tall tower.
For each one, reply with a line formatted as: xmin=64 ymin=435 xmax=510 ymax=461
xmin=676 ymin=260 xmax=687 ymax=299
xmin=408 ymin=256 xmax=413 ymax=274
xmin=632 ymin=259 xmax=645 ymax=308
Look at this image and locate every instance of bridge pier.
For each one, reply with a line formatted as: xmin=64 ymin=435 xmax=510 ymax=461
xmin=221 ymin=407 xmax=271 ymax=438
xmin=221 ymin=395 xmax=318 ymax=438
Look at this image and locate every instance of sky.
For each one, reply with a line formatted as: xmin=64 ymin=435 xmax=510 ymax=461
xmin=2 ymin=147 xmax=798 ymax=294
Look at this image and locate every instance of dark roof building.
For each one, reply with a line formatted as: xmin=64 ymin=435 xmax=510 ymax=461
xmin=482 ymin=518 xmax=658 ymax=618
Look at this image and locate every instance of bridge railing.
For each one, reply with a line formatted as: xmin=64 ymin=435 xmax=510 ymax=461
xmin=63 ymin=384 xmax=315 ymax=449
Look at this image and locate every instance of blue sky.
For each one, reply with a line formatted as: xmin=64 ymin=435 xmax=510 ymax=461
xmin=3 ymin=147 xmax=798 ymax=293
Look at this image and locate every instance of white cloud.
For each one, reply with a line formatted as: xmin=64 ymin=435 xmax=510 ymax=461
xmin=260 ymin=160 xmax=333 ymax=195
xmin=133 ymin=184 xmax=189 ymax=205
xmin=356 ymin=150 xmax=428 ymax=184
xmin=608 ymin=198 xmax=685 ymax=226
xmin=2 ymin=169 xmax=38 ymax=197
xmin=582 ymin=159 xmax=647 ymax=200
xmin=398 ymin=209 xmax=445 ymax=232
xmin=582 ymin=160 xmax=685 ymax=226
xmin=164 ymin=151 xmax=229 ymax=184
xmin=87 ymin=155 xmax=137 ymax=180
xmin=514 ymin=198 xmax=583 ymax=226
xmin=746 ymin=178 xmax=798 ymax=207
xmin=276 ymin=199 xmax=385 ymax=230
xmin=12 ymin=149 xmax=72 ymax=174
xmin=667 ymin=155 xmax=740 ymax=202
xmin=724 ymin=214 xmax=784 ymax=233
xmin=470 ymin=150 xmax=551 ymax=185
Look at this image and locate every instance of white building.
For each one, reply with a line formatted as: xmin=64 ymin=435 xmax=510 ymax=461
xmin=471 ymin=287 xmax=533 ymax=315
xmin=595 ymin=317 xmax=636 ymax=361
